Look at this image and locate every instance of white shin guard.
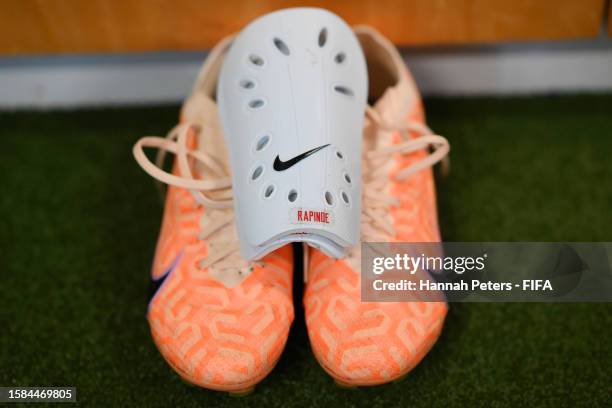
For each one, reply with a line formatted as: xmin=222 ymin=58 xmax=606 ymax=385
xmin=218 ymin=8 xmax=367 ymax=260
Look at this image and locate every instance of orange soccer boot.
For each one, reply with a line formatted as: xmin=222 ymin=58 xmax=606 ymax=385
xmin=132 ymin=37 xmax=294 ymax=394
xmin=304 ymin=26 xmax=451 ymax=387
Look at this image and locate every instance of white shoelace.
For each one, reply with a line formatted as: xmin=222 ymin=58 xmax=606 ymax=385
xmin=362 ymin=106 xmax=450 ymax=241
xmin=133 ymin=123 xmax=250 ymax=273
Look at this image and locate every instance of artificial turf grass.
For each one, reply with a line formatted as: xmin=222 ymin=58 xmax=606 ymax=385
xmin=0 ymin=95 xmax=611 ymax=407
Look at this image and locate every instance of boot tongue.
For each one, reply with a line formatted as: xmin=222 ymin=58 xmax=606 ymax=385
xmin=181 ymin=93 xmax=231 ymax=181
xmin=366 ymin=80 xmax=417 ymax=150
xmin=179 ymin=93 xmax=234 ymax=204
xmin=373 ymin=84 xmax=407 ymax=119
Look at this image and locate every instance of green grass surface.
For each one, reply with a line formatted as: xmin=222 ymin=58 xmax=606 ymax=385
xmin=1 ymin=95 xmax=611 ymax=407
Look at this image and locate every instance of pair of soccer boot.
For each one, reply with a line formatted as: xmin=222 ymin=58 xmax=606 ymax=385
xmin=133 ymin=8 xmax=450 ymax=394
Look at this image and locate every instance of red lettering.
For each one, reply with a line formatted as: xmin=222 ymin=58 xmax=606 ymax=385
xmin=295 ymin=209 xmax=331 ymax=224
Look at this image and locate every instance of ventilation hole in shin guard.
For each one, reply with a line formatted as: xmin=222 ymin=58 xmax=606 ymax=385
xmin=324 ymin=191 xmax=334 ymax=206
xmin=239 ymin=79 xmax=255 ymax=89
xmin=249 ymin=54 xmax=265 ymax=66
xmin=249 ymin=99 xmax=265 ymax=109
xmin=264 ymin=184 xmax=276 ymax=199
xmin=343 ymin=172 xmax=352 ymax=185
xmin=334 ymin=85 xmax=354 ymax=97
xmin=255 ymin=135 xmax=270 ymax=151
xmin=318 ymin=28 xmax=327 ymax=47
xmin=273 ymin=38 xmax=290 ymax=55
xmin=251 ymin=166 xmax=264 ymax=181
xmin=341 ymin=190 xmax=350 ymax=205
